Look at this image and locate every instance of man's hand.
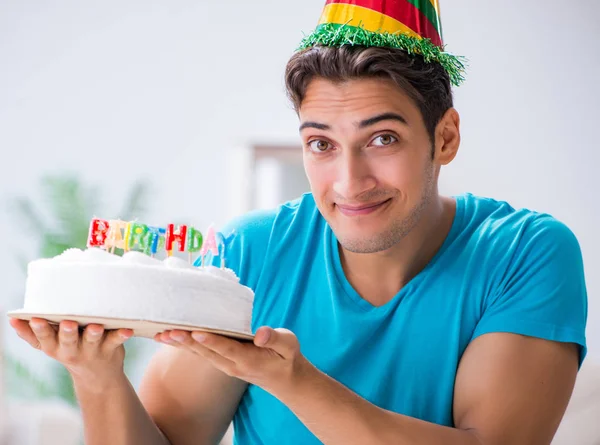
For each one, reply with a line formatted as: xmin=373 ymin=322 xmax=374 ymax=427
xmin=155 ymin=327 xmax=314 ymax=395
xmin=10 ymin=317 xmax=132 ymax=389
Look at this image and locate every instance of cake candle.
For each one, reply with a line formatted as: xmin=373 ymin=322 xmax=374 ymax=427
xmin=166 ymin=224 xmax=187 ymax=256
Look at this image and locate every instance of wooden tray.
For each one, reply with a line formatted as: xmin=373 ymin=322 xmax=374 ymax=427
xmin=7 ymin=310 xmax=254 ymax=341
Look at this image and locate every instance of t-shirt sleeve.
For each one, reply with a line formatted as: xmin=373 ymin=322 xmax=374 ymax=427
xmin=472 ymin=215 xmax=588 ymax=366
xmin=193 ymin=208 xmax=277 ymax=291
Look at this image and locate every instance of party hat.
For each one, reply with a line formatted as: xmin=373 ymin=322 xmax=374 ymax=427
xmin=298 ymin=0 xmax=466 ymax=86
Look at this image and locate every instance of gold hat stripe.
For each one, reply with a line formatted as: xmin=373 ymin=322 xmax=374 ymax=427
xmin=318 ymin=3 xmax=422 ymax=40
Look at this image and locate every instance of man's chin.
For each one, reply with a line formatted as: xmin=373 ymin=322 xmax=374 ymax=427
xmin=333 ymin=229 xmax=396 ymax=254
xmin=337 ymin=238 xmax=390 ymax=254
xmin=330 ymin=216 xmax=388 ymax=237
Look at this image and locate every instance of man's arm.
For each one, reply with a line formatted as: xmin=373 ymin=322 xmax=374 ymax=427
xmin=172 ymin=327 xmax=579 ymax=445
xmin=10 ymin=318 xmax=175 ymax=445
xmin=277 ymin=332 xmax=578 ymax=445
xmin=139 ymin=344 xmax=248 ymax=445
xmin=453 ymin=333 xmax=578 ymax=444
xmin=73 ymin=371 xmax=171 ymax=445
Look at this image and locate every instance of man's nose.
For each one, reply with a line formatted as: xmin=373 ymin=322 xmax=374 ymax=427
xmin=332 ymin=151 xmax=376 ymax=200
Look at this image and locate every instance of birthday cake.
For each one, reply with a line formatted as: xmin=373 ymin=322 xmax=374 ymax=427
xmin=10 ymin=218 xmax=254 ymax=339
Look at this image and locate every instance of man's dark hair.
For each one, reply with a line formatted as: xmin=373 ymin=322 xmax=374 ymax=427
xmin=284 ymin=45 xmax=453 ymax=147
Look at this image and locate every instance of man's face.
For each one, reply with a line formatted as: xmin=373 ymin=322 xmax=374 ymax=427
xmin=299 ymin=77 xmax=439 ymax=254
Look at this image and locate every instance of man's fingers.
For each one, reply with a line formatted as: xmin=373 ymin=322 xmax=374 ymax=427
xmin=29 ymin=318 xmax=59 ymax=353
xmin=186 ymin=331 xmax=247 ymax=359
xmin=82 ymin=324 xmax=104 ymax=350
xmin=58 ymin=321 xmax=80 ymax=360
xmin=10 ymin=318 xmax=42 ymax=349
xmin=190 ymin=342 xmax=239 ymax=375
xmin=171 ymin=331 xmax=238 ymax=374
xmin=102 ymin=329 xmax=133 ymax=353
xmin=156 ymin=331 xmax=177 ymax=345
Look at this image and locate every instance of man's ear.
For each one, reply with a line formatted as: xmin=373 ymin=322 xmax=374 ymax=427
xmin=434 ymin=108 xmax=461 ymax=165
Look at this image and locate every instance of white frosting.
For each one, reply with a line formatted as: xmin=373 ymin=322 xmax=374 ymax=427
xmin=23 ymin=248 xmax=254 ymax=335
xmin=163 ymin=256 xmax=197 ymax=271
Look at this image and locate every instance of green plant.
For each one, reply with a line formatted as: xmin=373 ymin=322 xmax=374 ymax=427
xmin=5 ymin=174 xmax=152 ymax=406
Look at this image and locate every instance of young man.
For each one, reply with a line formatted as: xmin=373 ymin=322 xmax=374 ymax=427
xmin=10 ymin=1 xmax=587 ymax=444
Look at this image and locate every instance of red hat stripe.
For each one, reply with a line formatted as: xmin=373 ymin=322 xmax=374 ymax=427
xmin=324 ymin=0 xmax=442 ymax=46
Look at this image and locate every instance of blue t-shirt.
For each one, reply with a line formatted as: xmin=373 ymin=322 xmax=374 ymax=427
xmin=214 ymin=192 xmax=588 ymax=445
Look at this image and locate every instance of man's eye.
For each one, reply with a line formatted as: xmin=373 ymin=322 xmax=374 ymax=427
xmin=308 ymin=140 xmax=331 ymax=152
xmin=372 ymin=135 xmax=397 ymax=146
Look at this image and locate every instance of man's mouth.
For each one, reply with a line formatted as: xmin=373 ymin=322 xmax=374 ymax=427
xmin=335 ymin=199 xmax=391 ymax=217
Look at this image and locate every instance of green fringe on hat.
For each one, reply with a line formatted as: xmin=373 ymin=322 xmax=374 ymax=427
xmin=298 ymin=23 xmax=467 ymax=87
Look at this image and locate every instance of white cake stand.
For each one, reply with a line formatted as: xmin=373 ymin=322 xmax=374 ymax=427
xmin=7 ymin=310 xmax=254 ymax=341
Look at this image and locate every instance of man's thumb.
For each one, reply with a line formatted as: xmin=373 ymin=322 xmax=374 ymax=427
xmin=254 ymin=327 xmax=299 ymax=359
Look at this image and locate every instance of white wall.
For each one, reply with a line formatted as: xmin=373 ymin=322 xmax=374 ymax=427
xmin=439 ymin=0 xmax=600 ymax=357
xmin=0 ymin=0 xmax=598 ymax=377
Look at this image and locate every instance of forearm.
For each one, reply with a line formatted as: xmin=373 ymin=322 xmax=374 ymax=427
xmin=277 ymin=364 xmax=481 ymax=445
xmin=73 ymin=372 xmax=170 ymax=445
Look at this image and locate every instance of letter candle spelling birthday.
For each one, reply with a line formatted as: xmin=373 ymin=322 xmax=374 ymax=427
xmin=166 ymin=224 xmax=187 ymax=256
xmin=216 ymin=230 xmax=235 ymax=268
xmin=148 ymin=226 xmax=166 ymax=255
xmin=86 ymin=218 xmax=226 ymax=265
xmin=125 ymin=222 xmax=152 ymax=255
xmin=200 ymin=225 xmax=219 ymax=267
xmin=105 ymin=220 xmax=127 ymax=253
xmin=88 ymin=219 xmax=109 ymax=247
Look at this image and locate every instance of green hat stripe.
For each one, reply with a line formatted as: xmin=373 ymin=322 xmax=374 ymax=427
xmin=298 ymin=23 xmax=467 ymax=87
xmin=405 ymin=0 xmax=442 ymax=37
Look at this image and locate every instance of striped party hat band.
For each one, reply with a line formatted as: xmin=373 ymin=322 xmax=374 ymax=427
xmin=298 ymin=0 xmax=467 ymax=87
